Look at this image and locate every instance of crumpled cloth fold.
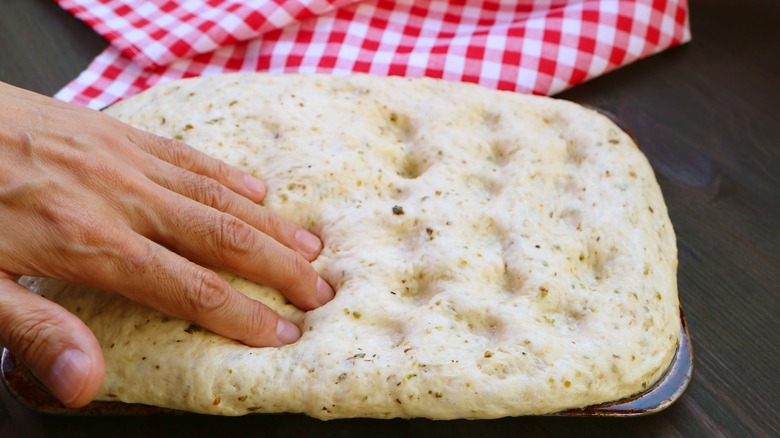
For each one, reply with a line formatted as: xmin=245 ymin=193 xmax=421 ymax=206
xmin=54 ymin=0 xmax=691 ymax=109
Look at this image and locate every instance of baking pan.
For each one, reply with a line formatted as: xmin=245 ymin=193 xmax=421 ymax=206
xmin=0 ymin=308 xmax=692 ymax=417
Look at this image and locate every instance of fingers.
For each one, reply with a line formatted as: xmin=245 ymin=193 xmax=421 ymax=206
xmin=0 ymin=274 xmax=104 ymax=408
xmin=147 ymin=164 xmax=322 ymax=261
xmin=131 ymin=131 xmax=267 ymax=203
xmin=111 ymin=133 xmax=333 ymax=313
xmin=142 ymin=192 xmax=333 ymax=311
xmin=130 ymin=131 xmax=325 ymax=261
xmin=118 ymin=115 xmax=332 ymax=305
xmin=0 ymin=87 xmax=326 ymax=352
xmin=0 ymin=83 xmax=326 ymax=371
xmin=87 ymin=237 xmax=302 ymax=347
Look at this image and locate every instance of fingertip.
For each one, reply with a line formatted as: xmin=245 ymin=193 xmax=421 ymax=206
xmin=46 ymin=348 xmax=102 ymax=408
xmin=276 ymin=319 xmax=301 ymax=345
xmin=46 ymin=327 xmax=104 ymax=408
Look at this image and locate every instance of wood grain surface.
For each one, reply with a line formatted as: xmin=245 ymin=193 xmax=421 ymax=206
xmin=1 ymin=0 xmax=778 ymax=436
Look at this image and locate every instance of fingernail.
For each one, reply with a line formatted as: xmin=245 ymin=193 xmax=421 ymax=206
xmin=243 ymin=174 xmax=267 ymax=198
xmin=295 ymin=229 xmax=322 ymax=256
xmin=316 ymin=277 xmax=335 ymax=305
xmin=47 ymin=349 xmax=91 ymax=405
xmin=276 ymin=319 xmax=301 ymax=345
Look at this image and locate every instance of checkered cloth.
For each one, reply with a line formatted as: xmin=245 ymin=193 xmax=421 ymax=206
xmin=54 ymin=0 xmax=691 ymax=109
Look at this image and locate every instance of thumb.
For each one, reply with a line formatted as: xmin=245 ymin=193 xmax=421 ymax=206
xmin=0 ymin=276 xmax=104 ymax=408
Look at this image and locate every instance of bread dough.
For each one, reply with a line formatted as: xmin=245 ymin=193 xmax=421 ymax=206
xmin=24 ymin=74 xmax=679 ymax=419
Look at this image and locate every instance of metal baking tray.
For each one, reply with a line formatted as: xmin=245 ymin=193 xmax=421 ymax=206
xmin=0 ymin=308 xmax=692 ymax=417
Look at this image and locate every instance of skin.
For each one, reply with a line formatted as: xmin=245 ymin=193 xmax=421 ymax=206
xmin=0 ymin=81 xmax=335 ymax=408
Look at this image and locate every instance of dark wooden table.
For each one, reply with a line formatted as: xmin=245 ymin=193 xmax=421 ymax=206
xmin=1 ymin=0 xmax=778 ymax=436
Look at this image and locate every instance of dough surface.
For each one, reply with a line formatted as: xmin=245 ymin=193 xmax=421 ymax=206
xmin=25 ymin=74 xmax=679 ymax=419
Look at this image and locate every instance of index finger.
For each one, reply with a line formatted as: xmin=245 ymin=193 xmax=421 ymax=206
xmin=130 ymin=130 xmax=268 ymax=203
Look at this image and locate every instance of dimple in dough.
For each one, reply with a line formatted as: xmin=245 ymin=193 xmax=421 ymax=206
xmin=24 ymin=74 xmax=679 ymax=419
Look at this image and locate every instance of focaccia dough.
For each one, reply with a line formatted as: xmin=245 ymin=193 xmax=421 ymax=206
xmin=25 ymin=74 xmax=679 ymax=419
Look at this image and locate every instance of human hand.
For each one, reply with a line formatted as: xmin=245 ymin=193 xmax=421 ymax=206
xmin=0 ymin=82 xmax=334 ymax=407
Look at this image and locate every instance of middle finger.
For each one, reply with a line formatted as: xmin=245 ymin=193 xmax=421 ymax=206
xmin=139 ymin=187 xmax=334 ymax=311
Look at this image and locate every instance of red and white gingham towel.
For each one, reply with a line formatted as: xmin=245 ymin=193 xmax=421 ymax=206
xmin=54 ymin=0 xmax=691 ymax=109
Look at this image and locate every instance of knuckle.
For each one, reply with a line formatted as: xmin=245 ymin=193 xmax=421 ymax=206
xmin=47 ymin=207 xmax=109 ymax=248
xmin=121 ymin=240 xmax=159 ymax=275
xmin=75 ymin=153 xmax=123 ymax=185
xmin=212 ymin=159 xmax=234 ymax=181
xmin=186 ymin=269 xmax=232 ymax=318
xmin=38 ymin=203 xmax=135 ymax=280
xmin=190 ymin=176 xmax=233 ymax=211
xmin=162 ymin=137 xmax=195 ymax=168
xmin=215 ymin=215 xmax=256 ymax=256
xmin=75 ymin=215 xmax=111 ymax=247
xmin=6 ymin=312 xmax=61 ymax=362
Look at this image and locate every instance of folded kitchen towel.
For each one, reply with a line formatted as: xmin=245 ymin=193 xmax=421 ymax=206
xmin=54 ymin=0 xmax=690 ymax=109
